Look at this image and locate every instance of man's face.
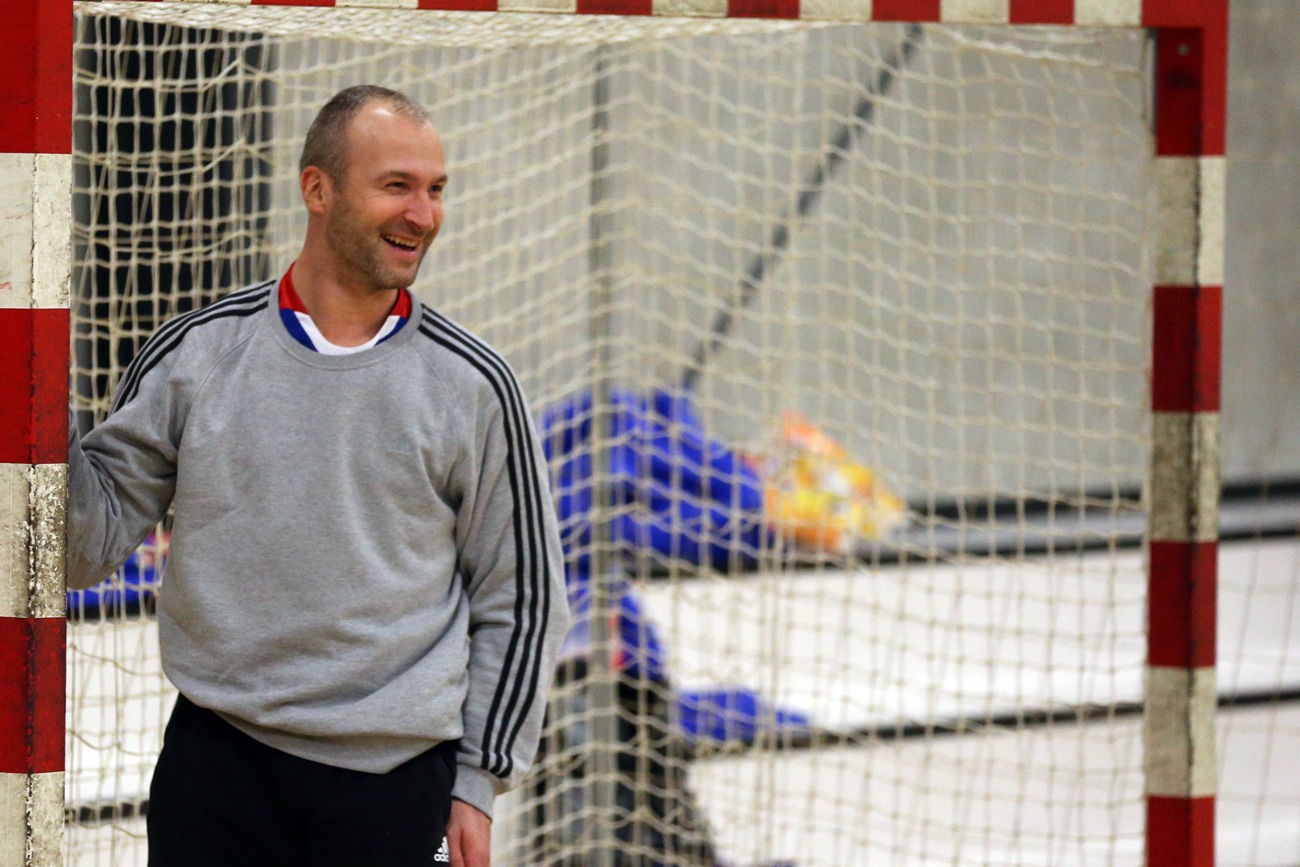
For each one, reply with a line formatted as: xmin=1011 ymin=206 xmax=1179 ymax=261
xmin=324 ymin=104 xmax=447 ymax=293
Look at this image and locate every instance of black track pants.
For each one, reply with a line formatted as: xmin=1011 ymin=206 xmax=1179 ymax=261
xmin=147 ymin=694 xmax=457 ymax=867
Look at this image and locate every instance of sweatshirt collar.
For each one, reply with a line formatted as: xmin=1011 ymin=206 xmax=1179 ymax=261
xmin=278 ymin=263 xmax=412 ymax=355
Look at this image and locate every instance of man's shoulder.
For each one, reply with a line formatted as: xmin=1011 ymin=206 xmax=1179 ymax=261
xmin=408 ymin=304 xmax=520 ymax=395
xmin=147 ymin=280 xmax=274 ymax=355
xmin=110 ymin=280 xmax=274 ymax=412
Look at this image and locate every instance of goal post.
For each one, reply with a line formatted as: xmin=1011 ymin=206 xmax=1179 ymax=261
xmin=1 ymin=0 xmax=73 ymax=864
xmin=1 ymin=0 xmax=1231 ymax=865
xmin=1146 ymin=13 xmax=1226 ymax=866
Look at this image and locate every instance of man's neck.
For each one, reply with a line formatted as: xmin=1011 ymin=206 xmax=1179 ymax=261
xmin=289 ymin=256 xmax=401 ymax=348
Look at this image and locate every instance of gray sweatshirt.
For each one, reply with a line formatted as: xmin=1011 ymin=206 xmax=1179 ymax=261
xmin=67 ymin=277 xmax=570 ymax=817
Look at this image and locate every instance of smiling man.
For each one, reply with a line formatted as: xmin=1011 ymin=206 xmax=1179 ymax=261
xmin=66 ymin=86 xmax=569 ymax=867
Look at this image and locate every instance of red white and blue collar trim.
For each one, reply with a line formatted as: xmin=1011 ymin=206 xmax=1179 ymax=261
xmin=278 ymin=264 xmax=412 ymax=355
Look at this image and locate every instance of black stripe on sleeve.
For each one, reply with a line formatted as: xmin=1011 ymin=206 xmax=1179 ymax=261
xmin=418 ymin=318 xmax=537 ymax=779
xmin=111 ymin=282 xmax=272 ymax=413
xmin=418 ymin=315 xmax=547 ymax=778
xmin=417 ymin=313 xmax=552 ymax=779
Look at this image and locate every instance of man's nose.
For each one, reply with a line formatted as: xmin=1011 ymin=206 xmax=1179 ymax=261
xmin=406 ymin=195 xmax=437 ymax=232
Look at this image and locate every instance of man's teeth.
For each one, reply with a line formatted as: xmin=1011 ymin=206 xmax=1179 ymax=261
xmin=384 ymin=235 xmax=418 ymax=250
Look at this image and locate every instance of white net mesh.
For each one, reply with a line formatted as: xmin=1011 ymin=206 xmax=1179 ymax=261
xmin=67 ymin=4 xmax=1160 ymax=864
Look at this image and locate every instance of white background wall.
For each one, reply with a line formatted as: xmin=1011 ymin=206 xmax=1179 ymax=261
xmin=1222 ymin=0 xmax=1300 ymax=484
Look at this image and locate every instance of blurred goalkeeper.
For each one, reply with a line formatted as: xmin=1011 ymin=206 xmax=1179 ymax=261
xmin=66 ymin=85 xmax=569 ymax=867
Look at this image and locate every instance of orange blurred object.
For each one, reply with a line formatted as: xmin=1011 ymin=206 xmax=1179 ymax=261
xmin=750 ymin=412 xmax=908 ymax=555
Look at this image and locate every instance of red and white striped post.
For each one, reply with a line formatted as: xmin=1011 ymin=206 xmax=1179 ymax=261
xmin=0 ymin=0 xmax=72 ymax=863
xmin=1146 ymin=3 xmax=1227 ymax=866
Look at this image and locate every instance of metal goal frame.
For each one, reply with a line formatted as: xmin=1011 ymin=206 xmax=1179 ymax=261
xmin=1 ymin=0 xmax=1225 ymax=863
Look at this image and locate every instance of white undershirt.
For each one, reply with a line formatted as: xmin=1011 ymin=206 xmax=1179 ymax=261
xmin=293 ymin=312 xmax=404 ymax=356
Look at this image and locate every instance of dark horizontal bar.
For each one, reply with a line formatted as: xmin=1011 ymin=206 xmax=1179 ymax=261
xmin=684 ymin=685 xmax=1300 ymax=761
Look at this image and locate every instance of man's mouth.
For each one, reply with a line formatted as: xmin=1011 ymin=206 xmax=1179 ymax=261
xmin=383 ymin=234 xmax=420 ymax=251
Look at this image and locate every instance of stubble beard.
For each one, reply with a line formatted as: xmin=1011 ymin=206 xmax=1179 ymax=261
xmin=326 ymin=194 xmax=430 ymax=293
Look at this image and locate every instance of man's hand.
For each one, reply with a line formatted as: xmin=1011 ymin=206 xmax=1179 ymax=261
xmin=447 ymin=798 xmax=491 ymax=867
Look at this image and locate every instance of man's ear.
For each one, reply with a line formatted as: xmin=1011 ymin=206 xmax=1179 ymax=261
xmin=301 ymin=166 xmax=331 ymax=215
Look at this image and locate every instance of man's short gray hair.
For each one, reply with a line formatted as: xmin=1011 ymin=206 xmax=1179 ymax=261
xmin=299 ymin=85 xmax=432 ymax=182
